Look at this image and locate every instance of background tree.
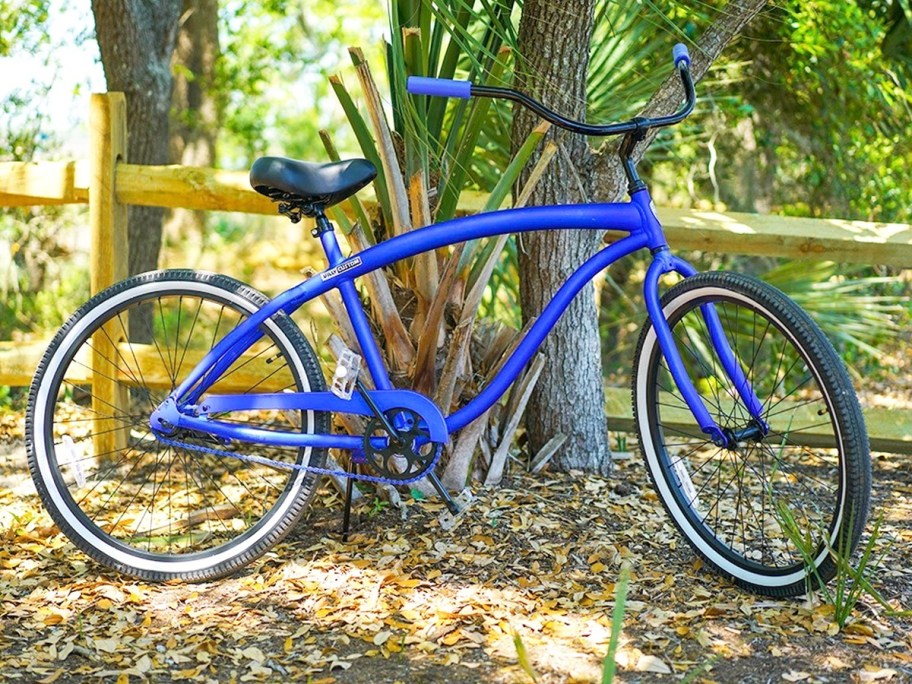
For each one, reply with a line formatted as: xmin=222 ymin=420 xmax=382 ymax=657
xmin=91 ymin=0 xmax=182 ymax=277
xmin=511 ymin=0 xmax=609 ymax=474
xmin=168 ymin=0 xmax=220 ymax=246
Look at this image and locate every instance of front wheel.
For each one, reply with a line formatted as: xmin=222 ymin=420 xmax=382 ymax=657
xmin=633 ymin=272 xmax=870 ymax=597
xmin=26 ymin=270 xmax=329 ymax=582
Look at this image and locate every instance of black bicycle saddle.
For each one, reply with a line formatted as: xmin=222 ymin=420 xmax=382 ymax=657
xmin=250 ymin=156 xmax=377 ymax=209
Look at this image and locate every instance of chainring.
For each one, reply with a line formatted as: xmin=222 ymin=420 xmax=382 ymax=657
xmin=361 ymin=408 xmax=441 ymax=481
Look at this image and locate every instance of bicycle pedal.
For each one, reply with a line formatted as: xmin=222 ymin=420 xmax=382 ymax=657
xmin=438 ymin=488 xmax=474 ymax=531
xmin=331 ymin=348 xmax=361 ymax=399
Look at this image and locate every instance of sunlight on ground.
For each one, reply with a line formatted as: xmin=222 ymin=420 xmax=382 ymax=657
xmin=1 ymin=436 xmax=911 ymax=682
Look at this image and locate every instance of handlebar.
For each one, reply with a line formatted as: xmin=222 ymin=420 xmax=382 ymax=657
xmin=407 ymin=43 xmax=695 ymax=138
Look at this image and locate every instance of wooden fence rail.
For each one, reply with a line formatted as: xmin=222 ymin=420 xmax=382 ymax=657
xmin=6 ymin=160 xmax=912 ymax=267
xmin=2 ymin=92 xmax=911 ymax=453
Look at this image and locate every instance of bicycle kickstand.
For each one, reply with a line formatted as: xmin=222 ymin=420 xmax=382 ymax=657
xmin=341 ymin=457 xmax=356 ymax=542
xmin=426 ymin=470 xmax=475 ymax=531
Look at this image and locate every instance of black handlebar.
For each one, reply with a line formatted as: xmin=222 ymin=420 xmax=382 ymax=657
xmin=407 ymin=43 xmax=696 ymax=138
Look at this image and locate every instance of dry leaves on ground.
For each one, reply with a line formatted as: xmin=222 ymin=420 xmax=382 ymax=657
xmin=1 ymin=413 xmax=912 ymax=683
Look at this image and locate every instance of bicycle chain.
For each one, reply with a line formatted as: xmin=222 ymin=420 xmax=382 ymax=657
xmin=153 ymin=434 xmax=442 ymax=486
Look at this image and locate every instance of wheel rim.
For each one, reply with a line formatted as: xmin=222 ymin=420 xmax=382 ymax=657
xmin=33 ymin=279 xmax=321 ymax=574
xmin=642 ymin=286 xmax=846 ymax=582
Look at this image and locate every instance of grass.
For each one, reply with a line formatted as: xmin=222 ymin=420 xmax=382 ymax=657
xmin=512 ymin=627 xmax=539 ymax=682
xmin=774 ymin=502 xmax=907 ymax=629
xmin=601 ymin=563 xmax=630 ymax=683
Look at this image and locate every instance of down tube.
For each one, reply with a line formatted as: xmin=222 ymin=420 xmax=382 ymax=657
xmin=446 ymin=232 xmax=650 ymax=434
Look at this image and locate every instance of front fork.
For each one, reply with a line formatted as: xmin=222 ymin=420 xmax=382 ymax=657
xmin=643 ymin=249 xmax=769 ymax=448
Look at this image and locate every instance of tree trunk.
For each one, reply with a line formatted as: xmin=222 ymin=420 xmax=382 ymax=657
xmin=513 ymin=0 xmax=769 ymax=475
xmin=512 ymin=0 xmax=612 ymax=475
xmin=92 ymin=0 xmax=182 ymax=276
xmin=168 ymin=0 xmax=220 ymax=254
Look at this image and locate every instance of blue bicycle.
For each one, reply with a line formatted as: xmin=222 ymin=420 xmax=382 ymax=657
xmin=26 ymin=46 xmax=870 ymax=596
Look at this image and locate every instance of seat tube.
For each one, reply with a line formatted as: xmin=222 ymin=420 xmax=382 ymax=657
xmin=319 ymin=228 xmax=393 ymax=391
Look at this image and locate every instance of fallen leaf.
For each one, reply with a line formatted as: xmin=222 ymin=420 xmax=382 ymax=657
xmin=94 ymin=638 xmax=118 ymax=654
xmin=36 ymin=670 xmax=64 ymax=684
xmin=636 ymin=654 xmax=672 ymax=674
xmin=858 ymin=667 xmax=897 ymax=682
xmin=241 ymin=646 xmax=265 ymax=663
xmin=136 ymin=655 xmax=152 ymax=673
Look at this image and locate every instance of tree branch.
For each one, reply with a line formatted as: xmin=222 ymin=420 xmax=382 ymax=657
xmin=588 ymin=0 xmax=769 ymax=201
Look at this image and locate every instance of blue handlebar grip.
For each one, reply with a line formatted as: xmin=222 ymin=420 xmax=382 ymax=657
xmin=407 ymin=76 xmax=473 ymax=99
xmin=673 ymin=43 xmax=691 ymax=68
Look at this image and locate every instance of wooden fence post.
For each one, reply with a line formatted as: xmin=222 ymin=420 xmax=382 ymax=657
xmin=89 ymin=93 xmax=129 ymax=459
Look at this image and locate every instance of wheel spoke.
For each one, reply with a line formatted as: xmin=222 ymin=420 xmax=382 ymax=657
xmin=636 ymin=273 xmax=868 ymax=596
xmin=29 ymin=274 xmax=329 ymax=581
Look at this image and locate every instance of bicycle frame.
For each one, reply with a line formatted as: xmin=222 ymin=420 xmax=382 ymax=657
xmin=150 ymin=186 xmax=766 ymax=452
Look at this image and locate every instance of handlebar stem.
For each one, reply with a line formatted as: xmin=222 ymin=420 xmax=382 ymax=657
xmin=619 ymin=125 xmax=647 ymax=194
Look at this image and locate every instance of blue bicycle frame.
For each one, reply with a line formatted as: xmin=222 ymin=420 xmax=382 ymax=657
xmin=150 ymin=186 xmax=765 ymax=452
xmin=150 ymin=43 xmax=768 ymax=454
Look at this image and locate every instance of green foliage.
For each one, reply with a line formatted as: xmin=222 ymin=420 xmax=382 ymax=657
xmin=665 ymin=0 xmax=912 ymax=223
xmin=761 ymin=260 xmax=903 ymax=361
xmin=216 ymin=0 xmax=386 ymax=166
xmin=0 ymin=1 xmax=94 ymax=340
xmin=0 ymin=0 xmax=91 ymax=163
xmin=600 ymin=255 xmax=905 ymax=382
xmin=0 ymin=208 xmax=90 ymax=334
xmin=0 ymin=0 xmax=49 ymax=55
xmin=588 ymin=2 xmax=911 ymax=385
xmin=761 ymin=0 xmax=910 ymax=221
xmin=0 ymin=87 xmax=57 ymax=161
xmin=390 ymin=0 xmax=520 ymax=220
xmin=366 ymin=496 xmax=389 ymax=517
xmin=588 ymin=0 xmax=704 ymax=123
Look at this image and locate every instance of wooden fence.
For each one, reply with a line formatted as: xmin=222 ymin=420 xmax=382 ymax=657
xmin=2 ymin=92 xmax=912 ymax=453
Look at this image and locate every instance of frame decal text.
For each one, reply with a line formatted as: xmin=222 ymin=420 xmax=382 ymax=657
xmin=321 ymin=257 xmax=362 ymax=282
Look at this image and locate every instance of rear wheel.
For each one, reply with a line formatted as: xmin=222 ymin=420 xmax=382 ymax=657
xmin=633 ymin=272 xmax=870 ymax=596
xmin=27 ymin=270 xmax=329 ymax=581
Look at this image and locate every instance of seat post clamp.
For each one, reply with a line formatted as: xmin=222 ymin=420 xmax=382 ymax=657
xmin=311 ymin=211 xmax=334 ymax=237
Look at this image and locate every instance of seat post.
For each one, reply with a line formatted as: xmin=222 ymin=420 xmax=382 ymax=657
xmin=312 ymin=210 xmax=334 ymax=238
xmin=315 ymin=212 xmax=345 ymax=267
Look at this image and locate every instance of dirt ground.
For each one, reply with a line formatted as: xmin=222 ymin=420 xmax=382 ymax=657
xmin=1 ymin=401 xmax=911 ymax=684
